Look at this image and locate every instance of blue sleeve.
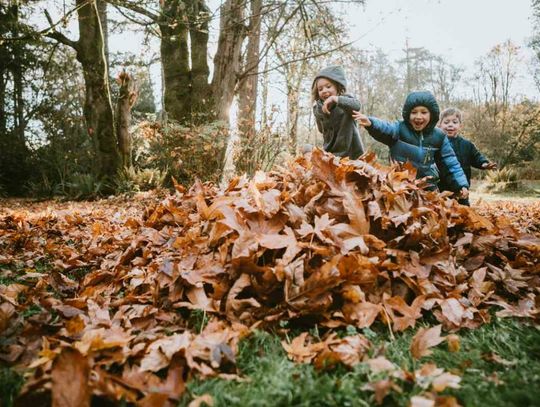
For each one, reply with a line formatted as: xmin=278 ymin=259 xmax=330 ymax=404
xmin=440 ymin=136 xmax=469 ymax=189
xmin=365 ymin=117 xmax=399 ymax=146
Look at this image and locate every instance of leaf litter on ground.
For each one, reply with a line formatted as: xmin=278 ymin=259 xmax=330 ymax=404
xmin=0 ymin=149 xmax=539 ymax=406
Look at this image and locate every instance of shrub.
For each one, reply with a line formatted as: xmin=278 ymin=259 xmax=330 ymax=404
xmin=485 ymin=168 xmax=518 ymax=183
xmin=59 ymin=173 xmax=107 ymax=200
xmin=515 ymin=161 xmax=540 ymax=180
xmin=115 ymin=166 xmax=167 ymax=194
xmin=24 ymin=173 xmax=56 ymax=198
xmin=132 ymin=120 xmax=229 ymax=187
xmin=233 ymin=123 xmax=287 ymax=176
xmin=482 ymin=168 xmax=521 ymax=193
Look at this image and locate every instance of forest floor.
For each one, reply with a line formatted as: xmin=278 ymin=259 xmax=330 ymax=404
xmin=1 ymin=180 xmax=539 ymax=407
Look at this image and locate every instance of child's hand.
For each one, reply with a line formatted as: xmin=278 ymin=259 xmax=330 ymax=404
xmin=459 ymin=187 xmax=469 ymax=199
xmin=352 ymin=111 xmax=371 ymax=127
xmin=482 ymin=162 xmax=497 ymax=170
xmin=322 ymin=96 xmax=338 ymax=114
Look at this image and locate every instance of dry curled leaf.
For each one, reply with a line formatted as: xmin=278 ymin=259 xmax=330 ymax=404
xmin=410 ymin=325 xmax=446 ymax=359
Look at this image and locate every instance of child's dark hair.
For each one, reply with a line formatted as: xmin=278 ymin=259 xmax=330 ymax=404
xmin=311 ymin=77 xmax=346 ymax=102
xmin=440 ymin=107 xmax=463 ymax=123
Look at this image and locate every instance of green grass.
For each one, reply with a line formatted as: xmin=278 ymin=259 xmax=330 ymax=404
xmin=0 ymin=317 xmax=538 ymax=407
xmin=180 ymin=318 xmax=540 ymax=407
xmin=0 ymin=367 xmax=23 ymax=407
xmin=1 ymin=258 xmax=539 ymax=407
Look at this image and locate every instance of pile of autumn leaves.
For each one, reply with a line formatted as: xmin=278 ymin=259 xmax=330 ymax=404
xmin=0 ymin=149 xmax=539 ymax=406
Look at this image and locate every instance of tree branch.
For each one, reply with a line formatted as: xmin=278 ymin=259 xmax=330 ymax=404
xmin=43 ymin=9 xmax=79 ymax=52
xmin=105 ymin=0 xmax=159 ymax=22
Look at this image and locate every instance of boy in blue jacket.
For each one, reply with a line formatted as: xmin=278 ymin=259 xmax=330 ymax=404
xmin=438 ymin=107 xmax=497 ymax=205
xmin=352 ymin=91 xmax=469 ymax=197
xmin=312 ymin=66 xmax=365 ymax=159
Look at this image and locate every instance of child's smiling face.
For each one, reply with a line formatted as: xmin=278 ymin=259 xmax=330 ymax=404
xmin=409 ymin=106 xmax=431 ymax=132
xmin=316 ymin=78 xmax=338 ymax=101
xmin=439 ymin=114 xmax=461 ymax=138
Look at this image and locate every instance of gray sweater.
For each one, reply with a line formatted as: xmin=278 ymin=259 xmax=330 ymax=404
xmin=312 ymin=65 xmax=365 ymax=159
xmin=313 ymin=95 xmax=365 ymax=159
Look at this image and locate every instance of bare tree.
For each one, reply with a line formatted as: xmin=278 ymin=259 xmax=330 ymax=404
xmin=473 ymin=40 xmax=521 ymax=119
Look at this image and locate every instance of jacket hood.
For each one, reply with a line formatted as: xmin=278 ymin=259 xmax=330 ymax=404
xmin=401 ymin=91 xmax=440 ymax=132
xmin=313 ymin=65 xmax=347 ymax=91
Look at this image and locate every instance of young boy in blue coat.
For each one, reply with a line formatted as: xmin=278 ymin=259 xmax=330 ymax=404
xmin=352 ymin=91 xmax=469 ymax=197
xmin=438 ymin=107 xmax=497 ymax=205
xmin=312 ymin=66 xmax=365 ymax=159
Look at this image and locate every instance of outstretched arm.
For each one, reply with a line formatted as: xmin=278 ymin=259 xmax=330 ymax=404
xmin=319 ymin=94 xmax=362 ymax=115
xmin=469 ymin=141 xmax=497 ymax=170
xmin=336 ymin=95 xmax=362 ymax=113
xmin=353 ymin=111 xmax=398 ymax=146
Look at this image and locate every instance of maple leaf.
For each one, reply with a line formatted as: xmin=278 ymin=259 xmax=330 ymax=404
xmin=140 ymin=332 xmax=191 ymax=372
xmin=74 ymin=326 xmax=135 ymax=356
xmin=439 ymin=298 xmax=466 ymax=326
xmin=342 ymin=301 xmax=381 ymax=328
xmin=225 ymin=273 xmax=261 ymax=321
xmin=281 ymin=332 xmax=324 ymax=364
xmin=328 ymin=334 xmax=371 ymax=367
xmin=410 ymin=325 xmax=446 ymax=359
xmin=383 ymin=295 xmax=425 ymax=332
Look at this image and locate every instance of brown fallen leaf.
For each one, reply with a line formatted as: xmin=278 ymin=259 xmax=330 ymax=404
xmin=51 ymin=347 xmax=90 ymax=407
xmin=446 ymin=334 xmax=460 ymax=353
xmin=364 ymin=379 xmax=402 ymax=405
xmin=431 ymin=372 xmax=461 ymax=392
xmin=410 ymin=325 xmax=446 ymax=359
xmin=281 ymin=332 xmax=324 ymax=364
xmin=366 ymin=356 xmax=396 ymax=374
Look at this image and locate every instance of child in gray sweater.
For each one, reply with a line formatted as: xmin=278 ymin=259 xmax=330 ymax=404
xmin=312 ymin=66 xmax=365 ymax=159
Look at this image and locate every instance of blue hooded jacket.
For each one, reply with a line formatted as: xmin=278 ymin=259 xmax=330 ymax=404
xmin=365 ymin=91 xmax=469 ymax=190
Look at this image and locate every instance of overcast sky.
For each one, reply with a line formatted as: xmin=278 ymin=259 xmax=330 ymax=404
xmin=340 ymin=0 xmax=537 ymax=97
xmin=348 ymin=0 xmax=533 ymax=63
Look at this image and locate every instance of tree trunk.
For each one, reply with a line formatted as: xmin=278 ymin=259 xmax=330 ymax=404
xmin=286 ymin=83 xmax=300 ymax=154
xmin=0 ymin=70 xmax=5 ymax=136
xmin=188 ymin=0 xmax=211 ymax=122
xmin=0 ymin=3 xmax=30 ymax=194
xmin=75 ymin=0 xmax=119 ymax=180
xmin=0 ymin=5 xmax=6 ymax=137
xmin=260 ymin=55 xmax=269 ymax=129
xmin=159 ymin=0 xmax=191 ymax=122
xmin=116 ymin=70 xmax=137 ymax=167
xmin=235 ymin=0 xmax=262 ymax=172
xmin=12 ymin=47 xmax=24 ymax=147
xmin=211 ymin=0 xmax=246 ymax=122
